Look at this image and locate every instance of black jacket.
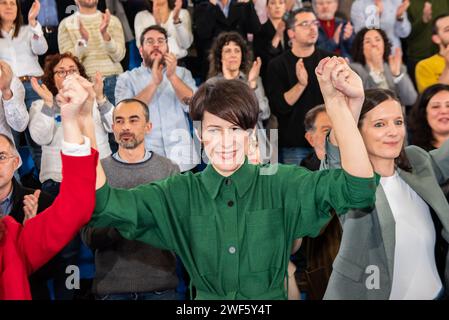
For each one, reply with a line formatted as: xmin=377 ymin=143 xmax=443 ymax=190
xmin=8 ymin=178 xmax=55 ymax=299
xmin=193 ymin=0 xmax=261 ymax=78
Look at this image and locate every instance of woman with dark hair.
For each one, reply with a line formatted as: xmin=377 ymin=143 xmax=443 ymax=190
xmin=323 ymin=87 xmax=449 ymax=300
xmin=134 ymin=0 xmax=192 ymax=60
xmin=350 ymin=27 xmax=417 ymax=106
xmin=253 ymin=0 xmax=289 ymax=82
xmin=0 ymin=0 xmax=47 ymax=107
xmin=409 ymin=84 xmax=449 ymax=151
xmin=207 ymin=31 xmax=271 ymax=163
xmin=85 ymin=58 xmax=379 ymax=300
xmin=28 ymin=52 xmax=113 ymax=196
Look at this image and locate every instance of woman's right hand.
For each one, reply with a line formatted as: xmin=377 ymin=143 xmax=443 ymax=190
xmin=31 ymin=77 xmax=53 ymax=107
xmin=316 ymin=57 xmax=364 ymax=121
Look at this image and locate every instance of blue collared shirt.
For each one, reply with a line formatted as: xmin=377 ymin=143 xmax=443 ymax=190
xmin=217 ymin=0 xmax=232 ymax=18
xmin=115 ymin=64 xmax=200 ymax=172
xmin=0 ymin=188 xmax=13 ymax=217
xmin=37 ymin=0 xmax=59 ymax=27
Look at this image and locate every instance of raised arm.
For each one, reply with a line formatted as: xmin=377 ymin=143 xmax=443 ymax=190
xmin=18 ymin=75 xmax=97 ymax=274
xmin=316 ymin=57 xmax=372 ymax=178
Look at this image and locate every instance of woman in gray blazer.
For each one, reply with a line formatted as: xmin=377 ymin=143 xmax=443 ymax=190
xmin=349 ymin=28 xmax=417 ymax=107
xmin=323 ymin=88 xmax=449 ymax=300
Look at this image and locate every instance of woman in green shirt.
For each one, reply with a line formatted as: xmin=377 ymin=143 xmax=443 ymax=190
xmin=88 ymin=57 xmax=378 ymax=300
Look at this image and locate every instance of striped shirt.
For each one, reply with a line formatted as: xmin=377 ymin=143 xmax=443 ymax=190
xmin=58 ymin=11 xmax=126 ymax=79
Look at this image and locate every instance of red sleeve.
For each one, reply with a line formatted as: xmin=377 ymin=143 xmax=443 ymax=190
xmin=17 ymin=149 xmax=98 ymax=275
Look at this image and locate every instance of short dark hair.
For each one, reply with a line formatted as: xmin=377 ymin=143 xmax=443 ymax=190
xmin=432 ymin=13 xmax=449 ymax=35
xmin=359 ymin=88 xmax=412 ymax=172
xmin=190 ymin=79 xmax=259 ymax=131
xmin=351 ymin=28 xmax=392 ymax=65
xmin=285 ymin=7 xmax=315 ymax=30
xmin=408 ymin=83 xmax=449 ymax=151
xmin=0 ymin=0 xmax=23 ymax=38
xmin=115 ymin=98 xmax=150 ymax=122
xmin=139 ymin=25 xmax=168 ymax=47
xmin=208 ymin=31 xmax=252 ymax=79
xmin=304 ymin=104 xmax=326 ymax=132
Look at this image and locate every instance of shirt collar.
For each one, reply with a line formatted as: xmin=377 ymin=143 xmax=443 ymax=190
xmin=112 ymin=149 xmax=152 ymax=164
xmin=201 ymin=157 xmax=256 ymax=199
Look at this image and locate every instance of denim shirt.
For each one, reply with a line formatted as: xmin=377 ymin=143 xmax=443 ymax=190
xmin=115 ymin=65 xmax=200 ymax=172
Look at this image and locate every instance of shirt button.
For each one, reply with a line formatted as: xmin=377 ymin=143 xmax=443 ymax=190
xmin=227 ymin=200 xmax=234 ymax=207
xmin=228 ymin=246 xmax=236 ymax=254
xmin=225 ymin=178 xmax=232 ymax=186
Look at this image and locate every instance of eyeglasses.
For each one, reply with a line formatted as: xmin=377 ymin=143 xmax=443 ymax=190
xmin=54 ymin=69 xmax=79 ymax=78
xmin=0 ymin=154 xmax=16 ymax=163
xmin=294 ymin=20 xmax=320 ymax=29
xmin=143 ymin=38 xmax=167 ymax=46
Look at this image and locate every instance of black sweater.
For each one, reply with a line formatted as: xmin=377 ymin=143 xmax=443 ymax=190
xmin=265 ymin=49 xmax=333 ymax=148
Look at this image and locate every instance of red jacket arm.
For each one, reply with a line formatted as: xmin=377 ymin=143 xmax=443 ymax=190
xmin=18 ymin=149 xmax=98 ymax=275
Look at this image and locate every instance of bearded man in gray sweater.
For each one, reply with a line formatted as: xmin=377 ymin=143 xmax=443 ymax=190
xmin=81 ymin=98 xmax=182 ymax=300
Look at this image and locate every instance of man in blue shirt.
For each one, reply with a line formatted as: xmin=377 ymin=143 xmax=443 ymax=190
xmin=115 ymin=25 xmax=200 ymax=172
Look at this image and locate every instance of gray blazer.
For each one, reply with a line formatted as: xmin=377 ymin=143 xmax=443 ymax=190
xmin=322 ymin=139 xmax=449 ymax=300
xmin=350 ymin=62 xmax=418 ymax=106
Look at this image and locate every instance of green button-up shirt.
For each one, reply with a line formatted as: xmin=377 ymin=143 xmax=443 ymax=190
xmin=90 ymin=160 xmax=378 ymax=300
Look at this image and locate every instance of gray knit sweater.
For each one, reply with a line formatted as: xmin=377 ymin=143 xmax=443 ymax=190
xmin=81 ymin=152 xmax=180 ymax=295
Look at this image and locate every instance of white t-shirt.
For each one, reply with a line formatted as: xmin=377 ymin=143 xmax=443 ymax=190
xmin=380 ymin=172 xmax=442 ymax=300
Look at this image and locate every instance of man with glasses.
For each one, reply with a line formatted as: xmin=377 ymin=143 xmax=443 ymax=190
xmin=265 ymin=7 xmax=333 ymax=165
xmin=115 ymin=25 xmax=199 ymax=173
xmin=0 ymin=132 xmax=56 ymax=299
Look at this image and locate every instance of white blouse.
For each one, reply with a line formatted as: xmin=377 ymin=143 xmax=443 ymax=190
xmin=134 ymin=9 xmax=193 ymax=59
xmin=381 ymin=172 xmax=442 ymax=300
xmin=0 ymin=23 xmax=48 ymax=77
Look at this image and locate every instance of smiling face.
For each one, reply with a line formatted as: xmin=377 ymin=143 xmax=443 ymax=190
xmin=221 ymin=41 xmax=242 ymax=75
xmin=360 ymin=99 xmax=406 ymax=165
xmin=363 ymin=29 xmax=385 ymax=59
xmin=426 ymin=90 xmax=449 ymax=139
xmin=200 ymin=111 xmax=251 ymax=176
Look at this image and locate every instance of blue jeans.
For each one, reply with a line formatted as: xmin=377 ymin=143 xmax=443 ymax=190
xmin=103 ymin=75 xmax=117 ymax=105
xmin=280 ymin=147 xmax=314 ymax=165
xmin=97 ymin=289 xmax=184 ymax=301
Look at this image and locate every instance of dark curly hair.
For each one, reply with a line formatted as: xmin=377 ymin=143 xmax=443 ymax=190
xmin=359 ymin=88 xmax=412 ymax=172
xmin=351 ymin=28 xmax=392 ymax=66
xmin=41 ymin=53 xmax=89 ymax=96
xmin=0 ymin=0 xmax=23 ymax=38
xmin=408 ymin=84 xmax=449 ymax=151
xmin=207 ymin=31 xmax=252 ymax=79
